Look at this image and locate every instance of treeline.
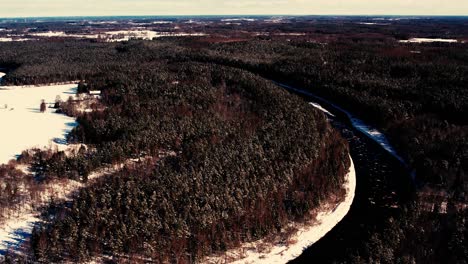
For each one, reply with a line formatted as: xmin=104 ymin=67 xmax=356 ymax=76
xmin=7 ymin=60 xmax=349 ymax=262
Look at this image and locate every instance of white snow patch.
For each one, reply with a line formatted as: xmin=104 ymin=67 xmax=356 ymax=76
xmin=0 ymin=213 xmax=39 ymax=256
xmin=264 ymin=17 xmax=286 ymax=23
xmin=356 ymin=22 xmax=389 ymax=26
xmin=29 ymin=31 xmax=66 ymax=37
xmin=0 ymin=37 xmax=30 ymax=42
xmin=103 ymin=30 xmax=206 ymax=41
xmin=309 ymin=102 xmax=335 ymax=117
xmin=399 ymin=38 xmax=458 ymax=43
xmin=88 ymin=21 xmax=119 ymax=25
xmin=275 ymin=33 xmax=306 ymax=36
xmin=0 ymin=78 xmax=78 ymax=165
xmin=221 ymin=18 xmax=256 ymax=22
xmin=206 ymin=156 xmax=356 ymax=264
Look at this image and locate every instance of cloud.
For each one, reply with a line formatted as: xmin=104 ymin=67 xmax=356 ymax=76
xmin=0 ymin=0 xmax=467 ymax=17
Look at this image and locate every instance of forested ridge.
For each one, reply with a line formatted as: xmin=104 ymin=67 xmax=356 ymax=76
xmin=0 ymin=42 xmax=349 ymax=262
xmin=0 ymin=17 xmax=467 ymax=262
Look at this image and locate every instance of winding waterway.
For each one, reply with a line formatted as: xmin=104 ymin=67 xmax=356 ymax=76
xmin=278 ymin=83 xmax=415 ymax=263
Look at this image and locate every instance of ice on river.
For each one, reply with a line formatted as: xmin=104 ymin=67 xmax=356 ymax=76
xmin=276 ymin=82 xmax=406 ymax=165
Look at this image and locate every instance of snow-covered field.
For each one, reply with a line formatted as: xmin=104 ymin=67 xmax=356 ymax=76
xmin=7 ymin=30 xmax=207 ymax=42
xmin=0 ymin=38 xmax=30 ymax=42
xmin=104 ymin=30 xmax=206 ymax=41
xmin=0 ymin=73 xmax=78 ymax=165
xmin=206 ymin=156 xmax=355 ymax=264
xmin=399 ymin=38 xmax=458 ymax=43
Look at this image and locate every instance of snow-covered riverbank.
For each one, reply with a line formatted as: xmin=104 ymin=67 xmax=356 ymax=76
xmin=205 ymin=156 xmax=355 ymax=264
xmin=0 ymin=74 xmax=78 ymax=165
xmin=276 ymin=82 xmax=406 ymax=165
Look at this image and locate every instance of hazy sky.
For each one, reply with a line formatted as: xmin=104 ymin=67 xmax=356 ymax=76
xmin=1 ymin=0 xmax=468 ymax=18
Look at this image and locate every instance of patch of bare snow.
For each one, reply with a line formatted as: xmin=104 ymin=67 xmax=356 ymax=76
xmin=0 ymin=213 xmax=39 ymax=256
xmin=264 ymin=17 xmax=286 ymax=23
xmin=275 ymin=33 xmax=306 ymax=36
xmin=356 ymin=22 xmax=389 ymax=26
xmin=0 ymin=78 xmax=78 ymax=165
xmin=29 ymin=31 xmax=67 ymax=37
xmin=103 ymin=30 xmax=206 ymax=42
xmin=0 ymin=37 xmax=30 ymax=42
xmin=205 ymin=156 xmax=356 ymax=264
xmin=399 ymin=38 xmax=458 ymax=43
xmin=221 ymin=18 xmax=256 ymax=22
xmin=309 ymin=102 xmax=335 ymax=117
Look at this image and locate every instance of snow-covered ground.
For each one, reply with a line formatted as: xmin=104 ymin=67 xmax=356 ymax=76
xmin=309 ymin=102 xmax=335 ymax=117
xmin=0 ymin=212 xmax=39 ymax=256
xmin=103 ymin=30 xmax=206 ymax=41
xmin=356 ymin=22 xmax=389 ymax=26
xmin=276 ymin=82 xmax=406 ymax=164
xmin=205 ymin=156 xmax=355 ymax=264
xmin=9 ymin=30 xmax=207 ymax=42
xmin=221 ymin=18 xmax=256 ymax=22
xmin=0 ymin=73 xmax=78 ymax=165
xmin=0 ymin=38 xmax=30 ymax=42
xmin=399 ymin=38 xmax=458 ymax=43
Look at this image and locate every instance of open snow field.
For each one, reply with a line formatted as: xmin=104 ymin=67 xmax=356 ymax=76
xmin=399 ymin=38 xmax=458 ymax=43
xmin=0 ymin=73 xmax=78 ymax=165
xmin=3 ymin=30 xmax=207 ymax=42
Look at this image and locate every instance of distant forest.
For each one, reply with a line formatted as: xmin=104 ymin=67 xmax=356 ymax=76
xmin=0 ymin=17 xmax=467 ymax=263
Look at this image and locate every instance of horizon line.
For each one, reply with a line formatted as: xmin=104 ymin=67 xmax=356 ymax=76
xmin=1 ymin=14 xmax=468 ymax=20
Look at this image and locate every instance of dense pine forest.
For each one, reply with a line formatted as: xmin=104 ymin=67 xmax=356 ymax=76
xmin=0 ymin=40 xmax=349 ymax=262
xmin=0 ymin=16 xmax=467 ymax=263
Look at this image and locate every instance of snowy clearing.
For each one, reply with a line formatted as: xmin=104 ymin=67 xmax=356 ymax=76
xmin=10 ymin=30 xmax=207 ymax=42
xmin=205 ymin=156 xmax=355 ymax=264
xmin=356 ymin=22 xmax=388 ymax=26
xmin=0 ymin=75 xmax=78 ymax=165
xmin=0 ymin=38 xmax=31 ymax=42
xmin=104 ymin=30 xmax=206 ymax=41
xmin=221 ymin=18 xmax=256 ymax=22
xmin=399 ymin=38 xmax=458 ymax=43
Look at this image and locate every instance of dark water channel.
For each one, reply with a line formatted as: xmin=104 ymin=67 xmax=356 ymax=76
xmin=279 ymin=84 xmax=415 ymax=263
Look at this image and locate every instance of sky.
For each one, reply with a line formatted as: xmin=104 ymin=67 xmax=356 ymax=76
xmin=0 ymin=0 xmax=467 ymax=18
